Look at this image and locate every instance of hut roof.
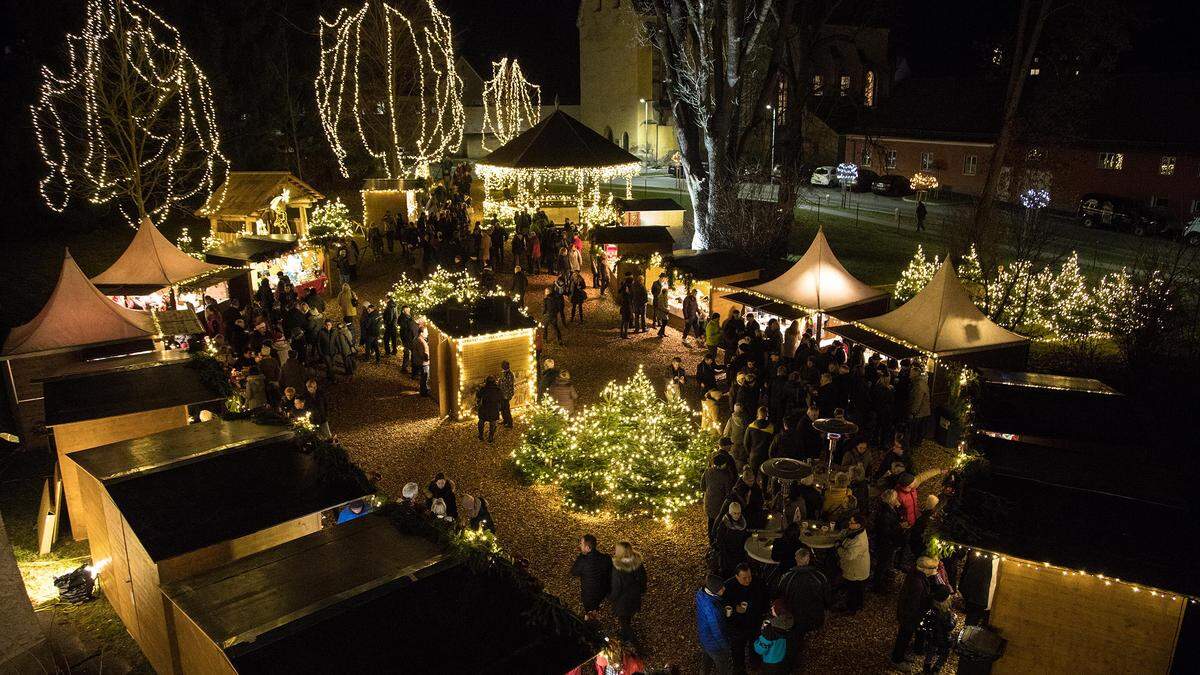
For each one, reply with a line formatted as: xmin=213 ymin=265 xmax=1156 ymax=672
xmin=746 ymin=229 xmax=888 ymax=313
xmin=42 ymin=358 xmax=224 ymax=426
xmin=102 ymin=432 xmax=368 ymax=560
xmin=2 ymin=251 xmax=158 ymax=357
xmin=426 ymin=296 xmax=537 ymax=339
xmin=670 ymin=250 xmax=761 ymax=281
xmin=195 ymin=172 xmax=323 ymax=219
xmin=91 ymin=217 xmax=222 ymax=290
xmin=591 ymin=225 xmax=675 ymax=246
xmin=203 ymin=235 xmax=300 ymax=265
xmin=856 ymin=261 xmax=1028 ymax=357
xmin=615 ymin=198 xmax=685 ymax=213
xmin=477 ymin=109 xmax=640 ymax=169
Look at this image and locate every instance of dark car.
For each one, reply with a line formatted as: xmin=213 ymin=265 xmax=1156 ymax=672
xmin=850 ymin=168 xmax=879 ymax=193
xmin=1077 ymin=193 xmax=1168 ymax=236
xmin=871 ymin=175 xmax=912 ymax=197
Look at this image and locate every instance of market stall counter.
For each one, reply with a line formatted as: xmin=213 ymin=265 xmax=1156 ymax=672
xmin=203 ymin=235 xmax=327 ymax=301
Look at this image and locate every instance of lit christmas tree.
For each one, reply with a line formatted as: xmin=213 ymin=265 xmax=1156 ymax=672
xmin=32 ymin=0 xmax=228 ymax=227
xmin=893 ymin=245 xmax=940 ymax=303
xmin=387 ymin=267 xmax=482 ymax=317
xmin=306 ymin=199 xmax=359 ymax=248
xmin=1045 ymin=252 xmax=1096 ymax=341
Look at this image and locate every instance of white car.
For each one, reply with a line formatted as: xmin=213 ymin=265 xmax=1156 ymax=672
xmin=809 ymin=166 xmax=837 ymax=187
xmin=1185 ymin=216 xmax=1200 ymax=246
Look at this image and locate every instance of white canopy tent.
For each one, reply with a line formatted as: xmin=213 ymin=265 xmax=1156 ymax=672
xmin=746 ymin=228 xmax=888 ymax=315
xmin=90 ymin=217 xmax=221 ymax=290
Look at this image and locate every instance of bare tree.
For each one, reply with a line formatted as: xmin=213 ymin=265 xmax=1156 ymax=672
xmin=32 ymin=0 xmax=228 ymax=226
xmin=315 ymin=0 xmax=464 ymax=179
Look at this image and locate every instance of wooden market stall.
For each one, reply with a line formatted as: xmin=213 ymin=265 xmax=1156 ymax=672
xmin=661 ymin=250 xmax=763 ymax=330
xmin=591 ymin=225 xmax=676 ymax=294
xmin=0 ymin=251 xmax=189 ymax=450
xmin=203 ymin=234 xmax=327 ymax=299
xmin=615 ymin=197 xmax=686 ymax=228
xmin=67 ymin=419 xmax=372 ymax=675
xmin=425 ymin=295 xmax=538 ymax=420
xmin=42 ymin=358 xmax=225 ymax=541
xmin=161 ymin=513 xmax=598 ymax=674
xmin=195 ymin=171 xmax=324 ymax=242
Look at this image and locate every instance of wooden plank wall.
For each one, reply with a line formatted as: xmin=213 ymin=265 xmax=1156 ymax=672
xmin=454 ymin=331 xmax=535 ymax=419
xmin=156 ymin=512 xmax=323 ymax=585
xmin=990 ymin=557 xmax=1186 ymax=674
xmin=428 ymin=324 xmax=449 ymax=418
xmin=4 ymin=352 xmax=81 ymax=449
xmin=165 ymin=597 xmax=237 ymax=675
xmin=53 ymin=406 xmax=189 ymax=540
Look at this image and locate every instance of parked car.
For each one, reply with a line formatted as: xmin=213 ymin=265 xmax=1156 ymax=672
xmin=871 ymin=174 xmax=912 ymax=197
xmin=1183 ymin=216 xmax=1200 ymax=246
xmin=809 ymin=166 xmax=837 ymax=187
xmin=850 ymin=168 xmax=879 ymax=193
xmin=1077 ymin=193 xmax=1168 ymax=236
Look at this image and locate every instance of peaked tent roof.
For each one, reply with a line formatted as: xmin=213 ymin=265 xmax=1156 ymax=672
xmin=477 ymin=109 xmax=640 ymax=169
xmin=858 ymin=261 xmax=1028 ymax=356
xmin=195 ymin=171 xmax=324 ymax=219
xmin=2 ymin=251 xmax=157 ymax=356
xmin=91 ymin=217 xmax=222 ymax=289
xmin=747 ymin=229 xmax=887 ymax=312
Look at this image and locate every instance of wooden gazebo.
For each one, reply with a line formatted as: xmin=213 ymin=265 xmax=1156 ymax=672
xmin=196 ymin=172 xmax=324 ymax=242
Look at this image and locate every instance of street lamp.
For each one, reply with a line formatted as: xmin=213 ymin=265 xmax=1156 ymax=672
xmin=639 ymin=98 xmax=648 ymax=157
xmin=766 ymin=104 xmax=777 ymax=181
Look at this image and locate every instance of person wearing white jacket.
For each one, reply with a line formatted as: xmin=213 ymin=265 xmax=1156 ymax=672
xmin=836 ymin=513 xmax=871 ymax=614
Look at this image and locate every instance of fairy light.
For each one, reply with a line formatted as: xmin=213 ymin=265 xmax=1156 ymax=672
xmin=893 ymin=244 xmax=941 ymax=303
xmin=32 ymin=0 xmax=229 ymax=228
xmin=315 ymin=0 xmax=465 ymax=179
xmin=910 ymin=172 xmax=939 ymax=192
xmin=307 ymin=198 xmax=358 ymax=247
xmin=512 ymin=367 xmax=713 ymax=522
xmin=476 ymin=162 xmax=640 ymax=226
xmin=481 ymin=58 xmax=540 ymax=152
xmin=1020 ymin=187 xmax=1050 ymax=209
xmin=835 ymin=162 xmax=858 ymax=187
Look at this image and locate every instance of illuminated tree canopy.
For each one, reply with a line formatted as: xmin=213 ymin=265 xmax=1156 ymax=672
xmin=32 ymin=0 xmax=228 ymax=226
xmin=481 ymin=58 xmax=540 ymax=152
xmin=316 ymin=0 xmax=465 ymax=179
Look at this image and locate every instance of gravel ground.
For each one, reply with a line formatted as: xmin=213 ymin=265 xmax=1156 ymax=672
xmin=327 ymin=254 xmax=956 ymax=674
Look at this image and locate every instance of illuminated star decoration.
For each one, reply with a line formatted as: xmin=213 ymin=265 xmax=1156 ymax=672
xmin=32 ymin=0 xmax=228 ymax=228
xmin=835 ymin=162 xmax=859 ymax=186
xmin=481 ymin=58 xmax=541 ymax=152
xmin=1020 ymin=188 xmax=1050 ymax=209
xmin=315 ymin=0 xmax=465 ymax=179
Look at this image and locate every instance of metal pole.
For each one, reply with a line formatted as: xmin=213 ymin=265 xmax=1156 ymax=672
xmin=769 ymin=107 xmax=777 ymax=179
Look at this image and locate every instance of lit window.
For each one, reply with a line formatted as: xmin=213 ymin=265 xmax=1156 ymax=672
xmin=921 ymin=152 xmax=933 ymax=171
xmin=1098 ymin=152 xmax=1124 ymax=170
xmin=1029 ymin=57 xmax=1041 ymax=76
xmin=812 ymin=75 xmax=823 ymax=95
xmin=861 ymin=147 xmax=872 ymax=167
xmin=864 ymin=70 xmax=875 ymax=107
xmin=1160 ymin=156 xmax=1176 ymax=176
xmin=963 ymin=155 xmax=978 ymax=176
xmin=839 ymin=75 xmax=851 ymax=96
xmin=885 ymin=150 xmax=896 ymax=170
xmin=776 ymin=78 xmax=789 ymax=126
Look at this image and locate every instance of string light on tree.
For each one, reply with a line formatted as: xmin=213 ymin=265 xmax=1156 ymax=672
xmin=910 ymin=172 xmax=939 ymax=194
xmin=1020 ymin=187 xmax=1050 ymax=209
xmin=32 ymin=0 xmax=229 ymax=228
xmin=306 ymin=198 xmax=359 ymax=248
xmin=315 ymin=0 xmax=465 ymax=179
xmin=481 ymin=58 xmax=540 ymax=152
xmin=835 ymin=163 xmax=859 ymax=187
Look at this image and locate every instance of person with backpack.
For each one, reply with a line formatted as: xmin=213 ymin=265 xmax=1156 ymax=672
xmin=772 ymin=546 xmax=830 ymax=669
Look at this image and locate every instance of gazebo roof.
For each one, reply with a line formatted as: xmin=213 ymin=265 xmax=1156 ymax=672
xmin=196 ymin=171 xmax=324 ymax=219
xmin=2 ymin=251 xmax=157 ymax=357
xmin=858 ymin=261 xmax=1028 ymax=356
xmin=91 ymin=217 xmax=222 ymax=290
xmin=746 ymin=229 xmax=888 ymax=313
xmin=477 ymin=109 xmax=640 ymax=170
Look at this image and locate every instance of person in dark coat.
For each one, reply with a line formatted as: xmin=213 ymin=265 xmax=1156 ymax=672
xmin=872 ymin=489 xmax=907 ymax=593
xmin=772 ymin=546 xmax=830 ymax=668
xmin=631 ymin=279 xmax=648 ymax=332
xmin=609 ymin=541 xmax=647 ymax=644
xmin=426 ymin=473 xmax=458 ymax=519
xmin=570 ymin=534 xmax=612 ymax=620
xmin=891 ymin=556 xmax=943 ymax=666
xmin=743 ymin=407 xmax=775 ymax=476
xmin=919 ymin=586 xmax=955 ymax=673
xmin=460 ymin=493 xmax=495 ymax=533
xmin=724 ymin=563 xmax=766 ymax=673
xmin=542 ymin=288 xmax=564 ymax=345
xmin=399 ymin=306 xmax=419 ymax=373
xmin=333 ymin=322 xmax=356 ymax=376
xmin=474 ymin=375 xmax=504 ymax=442
xmin=382 ymin=298 xmax=400 ymax=356
xmin=682 ymin=288 xmax=702 ymax=344
xmin=710 ymin=501 xmax=750 ymax=579
xmin=696 ymin=574 xmax=734 ymax=675
xmin=702 ymin=452 xmax=737 ymax=531
xmin=511 ymin=265 xmax=528 ymax=302
xmin=360 ymin=302 xmax=384 ymax=364
xmin=316 ymin=319 xmax=338 ymax=381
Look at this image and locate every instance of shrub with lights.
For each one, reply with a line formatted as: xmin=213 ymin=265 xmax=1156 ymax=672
xmin=512 ymin=368 xmax=714 ymax=522
xmin=386 ymin=267 xmax=482 ymax=317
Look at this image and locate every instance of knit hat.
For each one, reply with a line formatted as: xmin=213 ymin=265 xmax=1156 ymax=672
xmin=897 ymin=473 xmax=916 ymax=487
xmin=402 ymin=482 xmax=420 ymax=499
xmin=704 ymin=574 xmax=724 ymax=595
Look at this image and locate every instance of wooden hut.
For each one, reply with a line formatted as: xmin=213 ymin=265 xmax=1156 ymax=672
xmin=425 ymin=296 xmax=538 ymax=420
xmin=0 ymin=251 xmax=188 ymax=450
xmin=615 ymin=197 xmax=686 ymax=228
xmin=67 ymin=419 xmax=371 ymax=675
xmin=203 ymin=234 xmax=327 ymax=299
xmin=195 ymin=172 xmax=323 ymax=242
xmin=663 ymin=250 xmax=763 ymax=330
xmin=0 ymin=512 xmax=42 ymax=668
xmin=160 ymin=513 xmax=597 ymax=674
xmin=42 ymin=358 xmax=225 ymax=540
xmin=591 ymin=225 xmax=676 ymax=296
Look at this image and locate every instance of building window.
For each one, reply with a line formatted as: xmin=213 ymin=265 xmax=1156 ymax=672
xmin=921 ymin=152 xmax=933 ymax=171
xmin=1160 ymin=156 xmax=1176 ymax=176
xmin=812 ymin=75 xmax=823 ymax=95
xmin=776 ymin=78 xmax=789 ymax=126
xmin=1098 ymin=152 xmax=1124 ymax=170
xmin=885 ymin=150 xmax=896 ymax=170
xmin=861 ymin=147 xmax=872 ymax=167
xmin=864 ymin=70 xmax=875 ymax=107
xmin=1029 ymin=57 xmax=1041 ymax=76
xmin=964 ymin=155 xmax=979 ymax=176
xmin=622 ymin=131 xmax=629 ymax=151
xmin=839 ymin=75 xmax=851 ymax=96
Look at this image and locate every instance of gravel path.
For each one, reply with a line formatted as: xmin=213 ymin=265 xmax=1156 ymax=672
xmin=326 ymin=255 xmax=954 ymax=673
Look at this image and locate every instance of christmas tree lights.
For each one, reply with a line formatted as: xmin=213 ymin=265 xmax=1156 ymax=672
xmin=481 ymin=58 xmax=541 ymax=152
xmin=386 ymin=266 xmax=482 ymax=317
xmin=512 ymin=368 xmax=714 ymax=522
xmin=306 ymin=198 xmax=359 ymax=248
xmin=893 ymin=245 xmax=940 ymax=303
xmin=910 ymin=172 xmax=939 ymax=192
xmin=315 ymin=0 xmax=465 ymax=179
xmin=32 ymin=0 xmax=228 ymax=228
